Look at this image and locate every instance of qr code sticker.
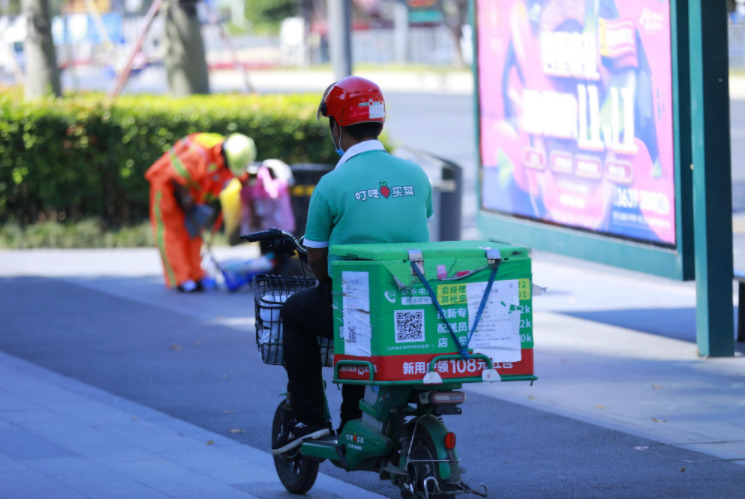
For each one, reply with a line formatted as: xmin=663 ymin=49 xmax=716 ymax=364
xmin=394 ymin=310 xmax=425 ymax=343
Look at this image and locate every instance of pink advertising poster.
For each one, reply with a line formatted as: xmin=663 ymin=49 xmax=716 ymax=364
xmin=476 ymin=0 xmax=676 ymax=246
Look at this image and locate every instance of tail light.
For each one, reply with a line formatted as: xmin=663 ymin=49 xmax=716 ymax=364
xmin=444 ymin=432 xmax=457 ymax=450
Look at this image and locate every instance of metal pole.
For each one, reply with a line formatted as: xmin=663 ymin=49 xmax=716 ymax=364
xmin=203 ymin=0 xmax=255 ymax=94
xmin=393 ymin=0 xmax=409 ymax=65
xmin=107 ymin=0 xmax=165 ymax=98
xmin=688 ymin=0 xmax=735 ymax=356
xmin=328 ymin=0 xmax=352 ymax=80
xmin=301 ymin=0 xmax=311 ymax=68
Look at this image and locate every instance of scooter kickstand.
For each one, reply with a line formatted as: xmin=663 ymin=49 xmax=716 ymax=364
xmin=470 ymin=482 xmax=489 ymax=497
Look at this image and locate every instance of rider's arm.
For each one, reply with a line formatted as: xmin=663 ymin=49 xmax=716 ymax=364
xmin=307 ymin=247 xmax=330 ymax=282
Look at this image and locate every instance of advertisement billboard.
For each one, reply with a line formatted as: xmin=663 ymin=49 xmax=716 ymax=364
xmin=476 ymin=0 xmax=676 ymax=247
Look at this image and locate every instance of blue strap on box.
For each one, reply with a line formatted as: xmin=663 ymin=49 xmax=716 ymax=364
xmin=409 ymin=248 xmax=501 ymax=359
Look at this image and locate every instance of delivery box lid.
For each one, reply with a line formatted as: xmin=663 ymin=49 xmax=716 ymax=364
xmin=330 ymin=240 xmax=529 ymax=262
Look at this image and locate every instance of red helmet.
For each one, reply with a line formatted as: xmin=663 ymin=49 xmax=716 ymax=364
xmin=316 ymin=76 xmax=386 ymax=126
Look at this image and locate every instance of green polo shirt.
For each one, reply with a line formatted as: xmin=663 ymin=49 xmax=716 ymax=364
xmin=304 ymin=141 xmax=433 ymax=275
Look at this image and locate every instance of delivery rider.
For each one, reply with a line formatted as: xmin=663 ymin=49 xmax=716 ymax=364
xmin=273 ymin=76 xmax=434 ymax=454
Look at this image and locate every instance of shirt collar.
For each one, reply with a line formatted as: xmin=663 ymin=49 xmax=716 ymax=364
xmin=335 ymin=140 xmax=386 ymax=168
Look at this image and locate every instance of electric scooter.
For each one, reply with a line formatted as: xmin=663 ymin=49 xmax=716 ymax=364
xmin=243 ymin=229 xmax=535 ymax=498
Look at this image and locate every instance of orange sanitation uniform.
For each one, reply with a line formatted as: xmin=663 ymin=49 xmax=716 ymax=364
xmin=145 ymin=133 xmax=234 ymax=289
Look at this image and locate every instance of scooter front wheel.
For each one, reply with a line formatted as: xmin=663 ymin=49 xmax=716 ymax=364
xmin=272 ymin=399 xmax=319 ymax=494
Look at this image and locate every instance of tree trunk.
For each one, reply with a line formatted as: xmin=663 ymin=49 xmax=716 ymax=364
xmin=164 ymin=0 xmax=209 ymax=95
xmin=22 ymin=0 xmax=61 ymax=98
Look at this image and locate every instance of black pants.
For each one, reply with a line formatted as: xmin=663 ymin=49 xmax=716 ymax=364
xmin=282 ymin=279 xmax=364 ymax=426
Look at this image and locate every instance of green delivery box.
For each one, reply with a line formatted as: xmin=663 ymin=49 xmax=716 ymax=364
xmin=330 ymin=241 xmax=534 ymax=384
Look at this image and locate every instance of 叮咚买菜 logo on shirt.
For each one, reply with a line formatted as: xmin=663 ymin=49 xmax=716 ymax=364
xmin=354 ymin=181 xmax=415 ymax=201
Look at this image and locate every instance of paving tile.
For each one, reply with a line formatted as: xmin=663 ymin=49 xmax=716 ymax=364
xmin=1 ymin=373 xmax=87 ymax=406
xmin=97 ymin=418 xmax=210 ymax=454
xmin=159 ymin=449 xmax=274 ymax=484
xmin=0 ymin=389 xmax=41 ymax=412
xmin=44 ymin=398 xmax=143 ymax=427
xmin=217 ymin=439 xmax=276 ymax=467
xmin=154 ymin=417 xmax=232 ymax=443
xmin=0 ymin=427 xmax=76 ymax=460
xmin=2 ymin=408 xmax=101 ymax=444
xmin=0 ymin=407 xmax=62 ymax=428
xmin=0 ymin=465 xmax=86 ymax=499
xmin=173 ymin=488 xmax=257 ymax=499
xmin=111 ymin=460 xmax=254 ymax=497
xmin=0 ymin=410 xmax=160 ymax=465
xmin=73 ymin=441 xmax=165 ymax=467
xmin=21 ymin=455 xmax=110 ymax=475
xmin=0 ymin=418 xmax=16 ymax=431
xmin=0 ymin=451 xmax=38 ymax=475
xmin=100 ymin=397 xmax=172 ymax=422
xmin=230 ymin=482 xmax=287 ymax=497
xmin=46 ymin=470 xmax=170 ymax=499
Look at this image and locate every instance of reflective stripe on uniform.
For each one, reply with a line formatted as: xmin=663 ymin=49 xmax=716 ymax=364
xmin=154 ymin=190 xmax=177 ymax=287
xmin=169 ymin=149 xmax=200 ymax=191
xmin=180 ymin=135 xmax=220 ymax=179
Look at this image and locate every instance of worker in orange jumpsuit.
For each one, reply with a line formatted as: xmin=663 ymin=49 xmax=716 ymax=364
xmin=145 ymin=132 xmax=257 ymax=292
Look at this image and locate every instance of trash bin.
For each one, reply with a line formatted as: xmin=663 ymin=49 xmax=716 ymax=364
xmin=289 ymin=163 xmax=334 ymax=237
xmin=393 ymin=147 xmax=463 ymax=241
xmin=435 ymin=156 xmax=463 ymax=242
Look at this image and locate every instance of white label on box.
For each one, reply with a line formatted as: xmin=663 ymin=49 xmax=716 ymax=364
xmin=341 ymin=271 xmax=372 ymax=356
xmin=466 ymin=279 xmax=522 ymax=362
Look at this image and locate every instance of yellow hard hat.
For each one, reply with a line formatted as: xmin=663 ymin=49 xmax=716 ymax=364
xmin=223 ymin=133 xmax=257 ymax=176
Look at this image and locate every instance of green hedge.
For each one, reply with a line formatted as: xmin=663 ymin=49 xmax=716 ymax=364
xmin=0 ymin=87 xmax=342 ymax=226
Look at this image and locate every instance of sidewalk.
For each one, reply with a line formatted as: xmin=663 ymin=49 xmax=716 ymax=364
xmin=0 ymin=349 xmax=383 ymax=499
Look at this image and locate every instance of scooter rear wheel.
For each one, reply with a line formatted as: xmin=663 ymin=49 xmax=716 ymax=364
xmin=401 ymin=430 xmax=456 ymax=499
xmin=272 ymin=400 xmax=319 ymax=494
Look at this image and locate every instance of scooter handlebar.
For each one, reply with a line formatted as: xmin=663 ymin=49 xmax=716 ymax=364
xmin=240 ymin=228 xmax=286 ymax=243
xmin=240 ymin=228 xmax=307 ymax=257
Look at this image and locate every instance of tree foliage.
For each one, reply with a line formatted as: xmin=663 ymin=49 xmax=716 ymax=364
xmin=244 ymin=0 xmax=298 ymax=31
xmin=0 ymin=89 xmax=348 ymax=225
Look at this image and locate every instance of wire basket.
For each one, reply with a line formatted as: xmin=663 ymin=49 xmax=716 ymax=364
xmin=253 ymin=274 xmax=334 ymax=367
